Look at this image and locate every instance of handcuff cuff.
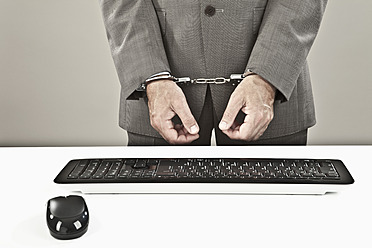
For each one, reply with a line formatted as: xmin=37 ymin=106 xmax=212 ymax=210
xmin=128 ymin=70 xmax=257 ymax=100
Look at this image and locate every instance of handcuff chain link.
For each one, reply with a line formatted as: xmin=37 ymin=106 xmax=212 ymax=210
xmin=140 ymin=72 xmax=255 ymax=92
xmin=192 ymin=77 xmax=230 ymax=84
xmin=175 ymin=77 xmax=230 ymax=85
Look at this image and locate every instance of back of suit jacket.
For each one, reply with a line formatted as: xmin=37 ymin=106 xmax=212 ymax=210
xmin=99 ymin=0 xmax=328 ymax=140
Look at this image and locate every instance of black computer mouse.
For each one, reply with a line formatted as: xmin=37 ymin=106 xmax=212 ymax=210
xmin=46 ymin=195 xmax=89 ymax=240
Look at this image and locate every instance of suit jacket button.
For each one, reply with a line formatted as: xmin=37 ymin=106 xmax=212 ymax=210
xmin=205 ymin=5 xmax=216 ymax=17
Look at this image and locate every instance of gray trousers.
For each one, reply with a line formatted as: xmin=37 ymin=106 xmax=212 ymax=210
xmin=128 ymin=86 xmax=307 ymax=146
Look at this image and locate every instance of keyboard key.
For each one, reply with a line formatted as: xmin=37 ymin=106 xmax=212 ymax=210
xmin=313 ymin=173 xmax=326 ymax=178
xmin=133 ymin=159 xmax=148 ymax=168
xmin=118 ymin=169 xmax=131 ymax=178
xmin=131 ymin=169 xmax=143 ymax=175
xmin=262 ymin=173 xmax=272 ymax=178
xmin=178 ymin=173 xmax=189 ymax=178
xmin=67 ymin=174 xmax=79 ymax=179
xmin=319 ymin=162 xmax=339 ymax=177
xmin=124 ymin=159 xmax=137 ymax=166
xmin=275 ymin=172 xmax=285 ymax=178
xmin=326 ymin=172 xmax=339 ymax=177
xmin=92 ymin=174 xmax=104 ymax=179
xmin=157 ymin=165 xmax=174 ymax=176
xmin=110 ymin=161 xmax=122 ymax=170
xmin=79 ymin=160 xmax=100 ymax=179
xmin=79 ymin=174 xmax=92 ymax=179
xmin=251 ymin=172 xmax=261 ymax=177
xmin=147 ymin=159 xmax=159 ymax=166
xmin=156 ymin=172 xmax=176 ymax=177
xmin=93 ymin=161 xmax=111 ymax=178
xmin=68 ymin=160 xmax=89 ymax=179
xmin=300 ymin=172 xmax=313 ymax=177
xmin=143 ymin=171 xmax=155 ymax=178
xmin=105 ymin=161 xmax=122 ymax=178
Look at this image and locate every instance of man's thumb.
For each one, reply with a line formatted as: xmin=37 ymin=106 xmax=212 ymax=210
xmin=219 ymin=101 xmax=241 ymax=131
xmin=174 ymin=99 xmax=199 ymax=134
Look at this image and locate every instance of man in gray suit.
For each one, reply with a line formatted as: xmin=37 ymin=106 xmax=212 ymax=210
xmin=99 ymin=0 xmax=328 ymax=145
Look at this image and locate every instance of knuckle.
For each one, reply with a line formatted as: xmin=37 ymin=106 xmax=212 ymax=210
xmin=150 ymin=115 xmax=161 ymax=129
xmin=149 ymin=112 xmax=157 ymax=121
xmin=235 ymin=131 xmax=251 ymax=141
xmin=167 ymin=139 xmax=177 ymax=145
xmin=246 ymin=133 xmax=255 ymax=141
xmin=264 ymin=113 xmax=271 ymax=123
xmin=254 ymin=112 xmax=264 ymax=126
xmin=258 ymin=111 xmax=265 ymax=120
xmin=149 ymin=117 xmax=156 ymax=127
xmin=270 ymin=112 xmax=274 ymax=121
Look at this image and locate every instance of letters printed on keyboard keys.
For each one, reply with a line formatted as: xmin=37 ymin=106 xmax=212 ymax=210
xmin=66 ymin=159 xmax=341 ymax=181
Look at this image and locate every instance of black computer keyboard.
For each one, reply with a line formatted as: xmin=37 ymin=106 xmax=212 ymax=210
xmin=54 ymin=158 xmax=354 ymax=185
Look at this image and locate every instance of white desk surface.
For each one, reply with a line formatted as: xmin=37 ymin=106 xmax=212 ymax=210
xmin=1 ymin=146 xmax=371 ymax=248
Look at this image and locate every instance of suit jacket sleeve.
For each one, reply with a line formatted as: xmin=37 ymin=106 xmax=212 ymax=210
xmin=246 ymin=0 xmax=328 ymax=101
xmin=99 ymin=0 xmax=170 ymax=99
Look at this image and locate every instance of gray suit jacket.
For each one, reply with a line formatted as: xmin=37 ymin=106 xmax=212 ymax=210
xmin=99 ymin=0 xmax=327 ymax=139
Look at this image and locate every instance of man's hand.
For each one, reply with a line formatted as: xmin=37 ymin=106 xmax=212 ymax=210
xmin=146 ymin=79 xmax=200 ymax=144
xmin=219 ymin=74 xmax=276 ymax=141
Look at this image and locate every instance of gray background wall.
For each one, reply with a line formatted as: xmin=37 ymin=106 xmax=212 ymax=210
xmin=1 ymin=0 xmax=371 ymax=146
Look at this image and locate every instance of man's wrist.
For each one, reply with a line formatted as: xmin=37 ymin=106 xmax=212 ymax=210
xmin=252 ymin=74 xmax=276 ymax=100
xmin=146 ymin=79 xmax=177 ymax=93
xmin=245 ymin=69 xmax=276 ymax=96
xmin=145 ymin=71 xmax=174 ymax=85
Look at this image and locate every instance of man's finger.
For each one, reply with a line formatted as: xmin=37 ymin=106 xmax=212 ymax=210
xmin=161 ymin=126 xmax=199 ymax=144
xmin=174 ymin=124 xmax=187 ymax=136
xmin=222 ymin=120 xmax=255 ymax=141
xmin=172 ymin=98 xmax=199 ymax=135
xmin=219 ymin=93 xmax=243 ymax=131
xmin=222 ymin=112 xmax=268 ymax=141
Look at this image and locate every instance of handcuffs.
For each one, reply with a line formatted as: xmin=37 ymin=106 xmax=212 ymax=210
xmin=128 ymin=70 xmax=257 ymax=100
